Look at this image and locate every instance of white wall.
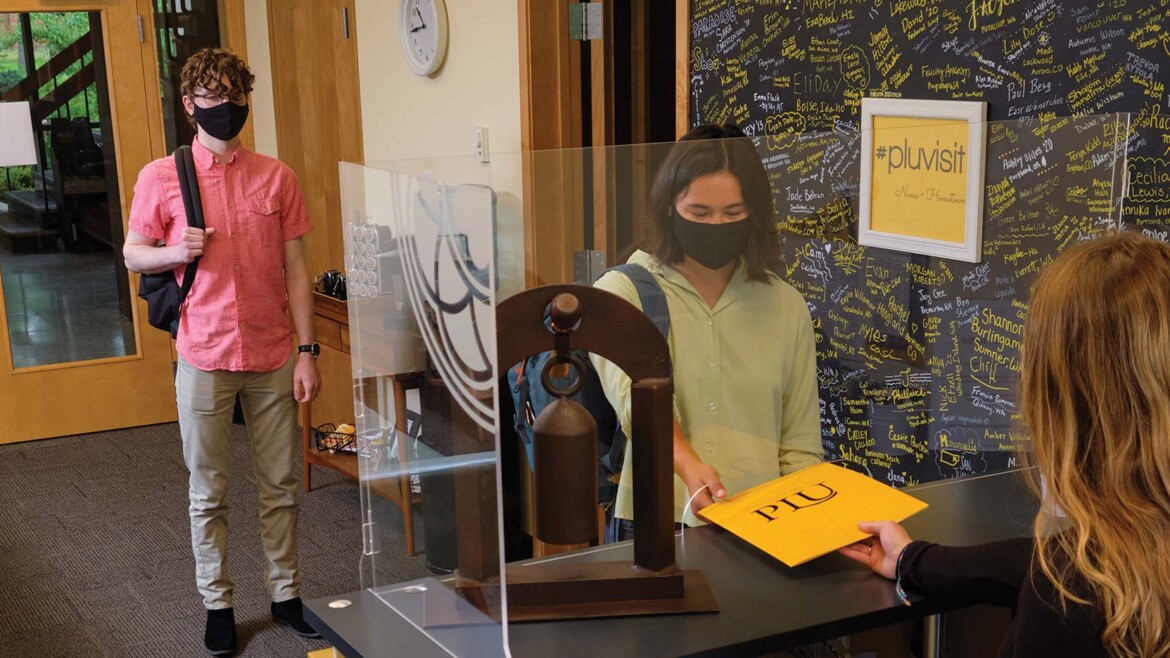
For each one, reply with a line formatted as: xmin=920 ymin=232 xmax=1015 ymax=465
xmin=353 ymin=0 xmax=521 ymax=162
xmin=243 ymin=0 xmax=525 ymax=294
xmin=354 ymin=0 xmax=525 ymax=295
xmin=244 ymin=0 xmax=523 ymax=160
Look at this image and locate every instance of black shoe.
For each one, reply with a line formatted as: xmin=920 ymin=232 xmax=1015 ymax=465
xmin=271 ymin=597 xmax=322 ymax=639
xmin=204 ymin=608 xmax=237 ymax=657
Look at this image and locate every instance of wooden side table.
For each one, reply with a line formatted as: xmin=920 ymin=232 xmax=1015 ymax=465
xmin=302 ymin=292 xmax=422 ymax=556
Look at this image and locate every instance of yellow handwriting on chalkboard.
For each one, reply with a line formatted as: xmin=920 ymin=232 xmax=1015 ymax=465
xmin=1137 ymin=103 xmax=1170 ymax=131
xmin=763 ymin=113 xmax=807 ymax=152
xmin=1128 ymin=157 xmax=1170 ymax=202
xmin=840 ymin=45 xmax=872 ymax=88
xmin=691 ymin=46 xmax=721 ymax=75
xmin=967 ymin=0 xmax=1020 ymax=32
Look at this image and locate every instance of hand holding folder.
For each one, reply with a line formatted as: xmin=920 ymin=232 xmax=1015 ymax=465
xmin=697 ymin=463 xmax=928 ymax=567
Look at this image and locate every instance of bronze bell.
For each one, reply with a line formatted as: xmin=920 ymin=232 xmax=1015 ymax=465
xmin=533 ymin=395 xmax=599 ymax=545
xmin=531 ymin=293 xmax=598 ymax=545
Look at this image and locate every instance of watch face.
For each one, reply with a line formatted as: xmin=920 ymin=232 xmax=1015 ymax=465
xmin=401 ymin=0 xmax=446 ymax=75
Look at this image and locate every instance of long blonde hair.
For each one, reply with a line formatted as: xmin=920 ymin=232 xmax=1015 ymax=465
xmin=1022 ymin=231 xmax=1170 ymax=658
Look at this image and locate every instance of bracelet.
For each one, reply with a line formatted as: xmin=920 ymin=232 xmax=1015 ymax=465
xmin=894 ymin=544 xmax=912 ymax=606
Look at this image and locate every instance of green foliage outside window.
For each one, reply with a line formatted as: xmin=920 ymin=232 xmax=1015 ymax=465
xmin=0 ymin=12 xmax=99 ymax=193
xmin=0 ymin=12 xmax=99 ymax=123
xmin=0 ymin=166 xmax=34 ymax=195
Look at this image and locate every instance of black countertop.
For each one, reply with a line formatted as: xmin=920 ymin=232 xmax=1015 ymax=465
xmin=307 ymin=468 xmax=1039 ymax=658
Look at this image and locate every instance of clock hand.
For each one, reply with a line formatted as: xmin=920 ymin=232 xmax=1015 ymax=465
xmin=415 ymin=7 xmax=427 ymax=29
xmin=410 ymin=24 xmax=425 ymax=32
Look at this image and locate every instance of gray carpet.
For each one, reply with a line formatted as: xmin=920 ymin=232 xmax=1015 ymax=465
xmin=0 ymin=422 xmax=431 ymax=657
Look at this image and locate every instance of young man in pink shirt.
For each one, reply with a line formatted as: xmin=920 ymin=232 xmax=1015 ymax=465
xmin=123 ymin=48 xmax=321 ymax=656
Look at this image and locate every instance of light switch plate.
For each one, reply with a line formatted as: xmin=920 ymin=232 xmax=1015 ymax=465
xmin=475 ymin=126 xmax=490 ymax=163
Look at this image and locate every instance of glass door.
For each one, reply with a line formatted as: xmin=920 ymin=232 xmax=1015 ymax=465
xmin=0 ymin=1 xmax=178 ymax=443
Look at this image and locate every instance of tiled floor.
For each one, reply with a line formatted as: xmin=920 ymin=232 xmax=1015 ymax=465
xmin=0 ymin=242 xmax=135 ymax=368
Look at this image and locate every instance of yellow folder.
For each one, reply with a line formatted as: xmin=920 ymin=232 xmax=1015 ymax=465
xmin=698 ymin=462 xmax=928 ymax=567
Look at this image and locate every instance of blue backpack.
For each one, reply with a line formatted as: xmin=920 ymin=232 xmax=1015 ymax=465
xmin=507 ymin=263 xmax=670 ymax=507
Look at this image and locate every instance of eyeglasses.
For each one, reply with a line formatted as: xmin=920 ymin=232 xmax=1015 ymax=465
xmin=191 ymin=90 xmax=249 ymax=106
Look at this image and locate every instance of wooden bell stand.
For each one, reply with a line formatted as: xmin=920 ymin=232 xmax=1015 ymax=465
xmin=448 ymin=284 xmax=718 ymax=623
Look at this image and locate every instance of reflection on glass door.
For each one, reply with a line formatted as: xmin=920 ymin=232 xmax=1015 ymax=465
xmin=152 ymin=0 xmax=222 ymax=152
xmin=0 ymin=11 xmax=135 ymax=368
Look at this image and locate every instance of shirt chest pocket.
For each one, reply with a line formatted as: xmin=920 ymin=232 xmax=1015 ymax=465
xmin=241 ymin=197 xmax=282 ymax=244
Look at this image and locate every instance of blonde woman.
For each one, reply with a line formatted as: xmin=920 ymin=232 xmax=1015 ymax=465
xmin=841 ymin=231 xmax=1170 ymax=658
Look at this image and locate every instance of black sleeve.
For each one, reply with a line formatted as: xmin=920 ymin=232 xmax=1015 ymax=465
xmin=902 ymin=538 xmax=1109 ymax=657
xmin=900 ymin=537 xmax=1034 ymax=609
xmin=998 ymin=564 xmax=1107 ymax=658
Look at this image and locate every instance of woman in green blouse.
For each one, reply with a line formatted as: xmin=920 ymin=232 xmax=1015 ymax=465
xmin=594 ymin=124 xmax=824 ymax=540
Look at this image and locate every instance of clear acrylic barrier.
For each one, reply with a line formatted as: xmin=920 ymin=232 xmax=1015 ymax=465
xmin=339 ymin=113 xmax=1128 ymax=655
xmin=769 ymin=113 xmax=1130 ymax=488
xmin=520 ymin=113 xmax=1129 ymax=499
xmin=341 ymin=158 xmax=508 ymax=657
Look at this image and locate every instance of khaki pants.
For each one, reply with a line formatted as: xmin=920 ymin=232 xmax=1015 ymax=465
xmin=176 ymin=355 xmax=300 ymax=610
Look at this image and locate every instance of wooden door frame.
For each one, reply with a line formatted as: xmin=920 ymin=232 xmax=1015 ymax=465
xmin=0 ymin=0 xmax=184 ymax=442
xmin=135 ymin=0 xmax=251 ymax=160
xmin=675 ymin=0 xmax=688 ymax=137
xmin=0 ymin=0 xmax=251 ymax=443
xmin=518 ymin=0 xmax=690 ymax=286
xmin=518 ymin=0 xmax=582 ymax=286
xmin=217 ymin=0 xmax=255 ymax=150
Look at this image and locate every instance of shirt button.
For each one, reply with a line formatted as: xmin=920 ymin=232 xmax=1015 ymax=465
xmin=705 ymin=442 xmax=716 ymax=453
xmin=708 ymin=360 xmax=718 ymax=369
xmin=707 ymin=318 xmax=714 ymax=326
xmin=234 ymin=264 xmax=240 ymax=271
xmin=707 ymin=402 xmax=717 ymax=411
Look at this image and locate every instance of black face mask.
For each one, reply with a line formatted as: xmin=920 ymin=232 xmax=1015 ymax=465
xmin=191 ymin=102 xmax=250 ymax=141
xmin=672 ymin=211 xmax=752 ymax=270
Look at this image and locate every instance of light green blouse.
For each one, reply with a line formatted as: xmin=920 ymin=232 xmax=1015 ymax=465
xmin=592 ymin=250 xmax=824 ymax=525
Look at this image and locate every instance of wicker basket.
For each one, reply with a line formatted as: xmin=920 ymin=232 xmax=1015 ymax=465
xmin=312 ymin=423 xmax=357 ymax=453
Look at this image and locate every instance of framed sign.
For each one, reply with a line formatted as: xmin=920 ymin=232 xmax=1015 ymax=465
xmin=858 ymin=98 xmax=987 ymax=262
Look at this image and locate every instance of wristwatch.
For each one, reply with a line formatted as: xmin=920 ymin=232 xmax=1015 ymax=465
xmin=297 ymin=342 xmax=320 ymax=358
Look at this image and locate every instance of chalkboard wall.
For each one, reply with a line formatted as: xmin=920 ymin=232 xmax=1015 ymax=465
xmin=689 ymin=0 xmax=1166 ymax=486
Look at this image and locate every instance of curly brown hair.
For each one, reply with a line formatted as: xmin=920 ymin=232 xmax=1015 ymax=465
xmin=180 ymin=48 xmax=254 ymax=124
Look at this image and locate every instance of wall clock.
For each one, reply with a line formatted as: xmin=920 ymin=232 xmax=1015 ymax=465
xmin=399 ymin=0 xmax=448 ymax=76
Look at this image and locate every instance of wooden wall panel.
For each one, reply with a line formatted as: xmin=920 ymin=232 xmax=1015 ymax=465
xmin=518 ymin=0 xmax=585 ymax=286
xmin=266 ymin=0 xmax=362 ymax=281
xmin=675 ymin=0 xmax=689 ymax=138
xmin=217 ymin=0 xmax=255 ymax=150
xmin=266 ymin=0 xmax=362 ymax=436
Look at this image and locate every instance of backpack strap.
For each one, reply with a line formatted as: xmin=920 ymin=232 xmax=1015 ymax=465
xmin=606 ymin=262 xmax=670 ymax=338
xmin=174 ymin=145 xmax=204 ymax=330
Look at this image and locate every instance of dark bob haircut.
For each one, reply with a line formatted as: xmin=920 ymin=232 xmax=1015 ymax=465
xmin=644 ymin=124 xmax=780 ymax=284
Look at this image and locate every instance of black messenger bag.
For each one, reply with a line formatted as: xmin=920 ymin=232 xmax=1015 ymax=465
xmin=137 ymin=145 xmax=204 ymax=338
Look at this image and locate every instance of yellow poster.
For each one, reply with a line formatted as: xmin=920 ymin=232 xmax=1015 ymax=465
xmin=698 ymin=463 xmax=928 ymax=567
xmin=869 ymin=115 xmax=970 ymax=243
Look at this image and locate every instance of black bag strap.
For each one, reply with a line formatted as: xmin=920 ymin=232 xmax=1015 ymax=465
xmin=175 ymin=145 xmax=204 ymax=305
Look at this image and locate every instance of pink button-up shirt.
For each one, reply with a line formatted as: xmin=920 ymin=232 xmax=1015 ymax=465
xmin=129 ymin=138 xmax=311 ymax=372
